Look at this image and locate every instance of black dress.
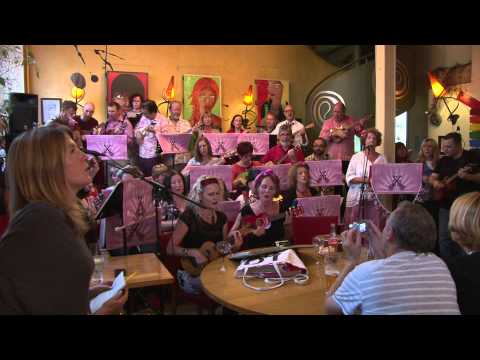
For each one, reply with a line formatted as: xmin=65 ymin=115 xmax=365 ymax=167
xmin=281 ymin=187 xmax=320 ymax=209
xmin=240 ymin=202 xmax=287 ymax=250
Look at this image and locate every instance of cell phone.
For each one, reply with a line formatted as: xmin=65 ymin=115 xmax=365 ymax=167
xmin=349 ymin=222 xmax=367 ymax=233
xmin=114 ymin=268 xmax=127 ymax=277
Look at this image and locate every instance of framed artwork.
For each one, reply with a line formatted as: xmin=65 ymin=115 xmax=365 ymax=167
xmin=106 ymin=71 xmax=148 ymax=106
xmin=40 ymin=97 xmax=62 ymax=125
xmin=183 ymin=74 xmax=222 ymax=129
xmin=255 ymin=79 xmax=290 ymax=127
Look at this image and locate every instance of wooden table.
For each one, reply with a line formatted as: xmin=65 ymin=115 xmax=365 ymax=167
xmin=103 ymin=253 xmax=174 ymax=289
xmin=200 ymin=247 xmax=350 ymax=315
xmin=102 ymin=253 xmax=175 ymax=314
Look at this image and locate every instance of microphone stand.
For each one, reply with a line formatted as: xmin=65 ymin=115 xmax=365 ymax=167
xmin=357 ymin=145 xmax=371 ymax=221
xmin=93 ymin=153 xmax=206 ymax=257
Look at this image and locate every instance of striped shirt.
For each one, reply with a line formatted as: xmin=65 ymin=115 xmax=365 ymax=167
xmin=333 ymin=251 xmax=460 ymax=315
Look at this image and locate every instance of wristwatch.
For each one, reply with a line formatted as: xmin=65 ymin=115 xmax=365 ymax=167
xmin=182 ymin=248 xmax=189 ymax=257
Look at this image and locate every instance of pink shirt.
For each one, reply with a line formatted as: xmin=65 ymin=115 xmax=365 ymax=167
xmin=319 ymin=115 xmax=364 ymax=161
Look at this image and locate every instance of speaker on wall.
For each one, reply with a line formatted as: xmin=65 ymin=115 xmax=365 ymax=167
xmin=8 ymin=93 xmax=38 ymax=133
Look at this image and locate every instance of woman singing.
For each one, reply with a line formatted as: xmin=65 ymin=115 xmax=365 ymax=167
xmin=0 ymin=126 xmax=128 ymax=314
xmin=344 ymin=128 xmax=388 ymax=230
xmin=169 ymin=176 xmax=241 ymax=294
xmin=229 ymin=170 xmax=293 ymax=250
xmin=282 ymin=162 xmax=319 ymax=208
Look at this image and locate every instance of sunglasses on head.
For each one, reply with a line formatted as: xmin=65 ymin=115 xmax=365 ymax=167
xmin=200 ymin=177 xmax=219 ymax=188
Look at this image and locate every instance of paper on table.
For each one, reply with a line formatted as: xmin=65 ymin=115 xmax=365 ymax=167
xmin=89 ymin=271 xmax=126 ymax=314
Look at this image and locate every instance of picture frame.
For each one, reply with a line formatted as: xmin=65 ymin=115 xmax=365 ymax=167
xmin=106 ymin=71 xmax=148 ymax=105
xmin=40 ymin=98 xmax=62 ymax=125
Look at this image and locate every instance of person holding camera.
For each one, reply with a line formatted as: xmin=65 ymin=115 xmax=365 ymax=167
xmin=325 ymin=202 xmax=460 ymax=315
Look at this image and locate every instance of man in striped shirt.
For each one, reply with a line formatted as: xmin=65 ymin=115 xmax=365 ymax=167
xmin=326 ymin=202 xmax=460 ymax=315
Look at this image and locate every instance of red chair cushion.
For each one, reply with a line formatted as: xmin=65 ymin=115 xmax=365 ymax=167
xmin=291 ymin=216 xmax=338 ymax=245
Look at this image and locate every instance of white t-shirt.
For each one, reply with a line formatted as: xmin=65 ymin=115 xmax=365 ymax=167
xmin=333 ymin=251 xmax=460 ymax=315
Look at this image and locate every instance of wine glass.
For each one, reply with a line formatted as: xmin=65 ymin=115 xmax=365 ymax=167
xmin=216 ymin=240 xmax=233 ymax=272
xmin=312 ymin=236 xmax=323 ymax=265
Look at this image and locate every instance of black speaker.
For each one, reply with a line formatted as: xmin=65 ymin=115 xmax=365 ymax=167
xmin=8 ymin=93 xmax=38 ymax=133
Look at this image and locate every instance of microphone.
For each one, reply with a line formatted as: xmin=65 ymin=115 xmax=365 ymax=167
xmin=73 ymin=45 xmax=86 ymax=65
xmin=84 ymin=149 xmax=104 ymax=157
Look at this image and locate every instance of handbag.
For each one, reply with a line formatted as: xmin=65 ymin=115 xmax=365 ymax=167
xmin=235 ymin=249 xmax=309 ymax=291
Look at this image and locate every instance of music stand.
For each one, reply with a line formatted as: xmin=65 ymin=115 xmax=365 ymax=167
xmin=86 ymin=135 xmax=128 ymax=186
xmin=95 ymin=182 xmax=129 ymax=255
xmin=370 ymin=163 xmax=423 ymax=202
xmin=306 ymin=160 xmax=343 ymax=187
xmin=202 ymin=133 xmax=239 ymax=156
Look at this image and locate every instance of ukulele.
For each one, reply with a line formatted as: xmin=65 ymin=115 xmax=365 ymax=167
xmin=180 ymin=241 xmax=221 ymax=277
xmin=230 ymin=206 xmax=304 ymax=242
xmin=433 ymin=163 xmax=478 ymax=201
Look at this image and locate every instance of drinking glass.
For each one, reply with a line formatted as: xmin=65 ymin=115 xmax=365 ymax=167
xmin=216 ymin=241 xmax=233 ymax=272
xmin=91 ymin=253 xmax=106 ymax=285
xmin=324 ymin=246 xmax=340 ymax=293
xmin=312 ymin=236 xmax=323 ymax=265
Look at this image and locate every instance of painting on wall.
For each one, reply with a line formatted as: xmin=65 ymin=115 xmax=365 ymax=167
xmin=107 ymin=71 xmax=148 ymax=107
xmin=183 ymin=74 xmax=222 ymax=130
xmin=255 ymin=79 xmax=290 ymax=127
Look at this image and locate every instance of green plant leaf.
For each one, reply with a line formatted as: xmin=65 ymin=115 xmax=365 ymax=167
xmin=0 ymin=77 xmax=5 ymax=87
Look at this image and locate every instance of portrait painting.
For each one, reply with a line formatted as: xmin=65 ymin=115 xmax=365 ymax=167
xmin=183 ymin=74 xmax=222 ymax=130
xmin=255 ymin=79 xmax=290 ymax=127
xmin=107 ymin=71 xmax=148 ymax=109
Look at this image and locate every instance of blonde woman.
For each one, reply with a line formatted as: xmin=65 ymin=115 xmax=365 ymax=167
xmin=169 ymin=176 xmax=241 ymax=294
xmin=446 ymin=192 xmax=480 ymax=314
xmin=0 ymin=126 xmax=128 ymax=314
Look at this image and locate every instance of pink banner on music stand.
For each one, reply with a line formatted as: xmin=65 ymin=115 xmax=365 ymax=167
xmin=256 ymin=164 xmax=291 ymax=190
xmin=121 ymin=179 xmax=156 ymax=248
xmin=189 ymin=165 xmax=233 ymax=191
xmin=237 ymin=133 xmax=270 ymax=155
xmin=156 ymin=133 xmax=192 ymax=154
xmin=85 ymin=135 xmax=128 ymax=160
xmin=296 ymin=195 xmax=342 ymax=220
xmin=306 ymin=160 xmax=343 ymax=187
xmin=371 ymin=163 xmax=423 ymax=194
xmin=100 ymin=186 xmax=155 ymax=250
xmin=203 ymin=133 xmax=239 ymax=156
xmin=217 ymin=201 xmax=241 ymax=222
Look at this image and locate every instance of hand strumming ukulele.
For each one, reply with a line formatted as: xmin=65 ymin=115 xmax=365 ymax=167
xmin=433 ymin=163 xmax=478 ymax=202
xmin=180 ymin=241 xmax=221 ymax=277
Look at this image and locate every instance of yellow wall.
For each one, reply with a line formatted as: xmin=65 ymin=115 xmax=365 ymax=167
xmin=27 ymin=45 xmax=337 ymax=130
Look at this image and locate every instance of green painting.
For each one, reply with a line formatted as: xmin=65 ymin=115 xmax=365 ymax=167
xmin=183 ymin=74 xmax=222 ymax=130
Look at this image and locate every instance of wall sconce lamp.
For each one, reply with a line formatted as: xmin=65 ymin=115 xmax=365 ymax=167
xmin=427 ymin=71 xmax=460 ymax=126
xmin=71 ymin=86 xmax=85 ymax=103
xmin=159 ymin=76 xmax=175 ymax=116
xmin=242 ymin=85 xmax=256 ymax=128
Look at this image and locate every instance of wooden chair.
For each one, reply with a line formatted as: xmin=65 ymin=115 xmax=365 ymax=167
xmin=159 ymin=233 xmax=217 ymax=315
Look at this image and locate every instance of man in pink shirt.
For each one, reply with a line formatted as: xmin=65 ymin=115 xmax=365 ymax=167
xmin=320 ymin=102 xmax=370 ymax=172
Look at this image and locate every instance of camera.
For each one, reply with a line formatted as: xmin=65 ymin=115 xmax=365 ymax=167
xmin=349 ymin=222 xmax=367 ymax=233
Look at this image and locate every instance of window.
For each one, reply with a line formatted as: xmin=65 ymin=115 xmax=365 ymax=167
xmin=395 ymin=111 xmax=407 ymax=145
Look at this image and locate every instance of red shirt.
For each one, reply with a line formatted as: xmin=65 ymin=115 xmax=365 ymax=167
xmin=261 ymin=144 xmax=305 ymax=164
xmin=231 ymin=161 xmax=262 ymax=184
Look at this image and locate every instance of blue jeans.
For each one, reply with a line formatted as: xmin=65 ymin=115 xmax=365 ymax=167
xmin=438 ymin=207 xmax=465 ymax=260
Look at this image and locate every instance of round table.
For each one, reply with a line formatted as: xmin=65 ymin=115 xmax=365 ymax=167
xmin=200 ymin=248 xmax=340 ymax=315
